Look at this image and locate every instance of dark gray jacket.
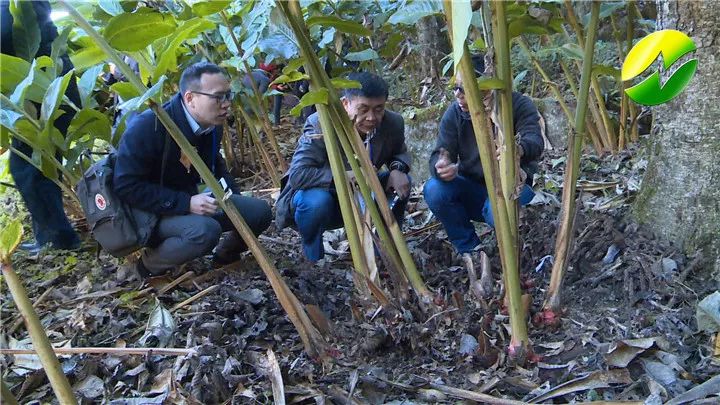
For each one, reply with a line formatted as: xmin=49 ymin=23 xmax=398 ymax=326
xmin=429 ymin=92 xmax=544 ymax=184
xmin=275 ymin=110 xmax=410 ymax=229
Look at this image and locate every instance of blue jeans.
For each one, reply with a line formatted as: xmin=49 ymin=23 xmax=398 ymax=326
xmin=423 ymin=175 xmax=535 ymax=253
xmin=292 ymin=171 xmax=409 ymax=262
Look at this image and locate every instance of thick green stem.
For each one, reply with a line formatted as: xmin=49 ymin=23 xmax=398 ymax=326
xmin=2 ymin=262 xmax=77 ymax=404
xmin=444 ymin=0 xmax=528 ymax=359
xmin=545 ymin=1 xmax=601 ymax=313
xmin=61 ymin=1 xmax=327 ymax=359
xmin=219 ymin=11 xmax=287 ymax=173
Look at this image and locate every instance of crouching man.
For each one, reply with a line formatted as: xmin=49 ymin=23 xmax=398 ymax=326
xmin=423 ymin=55 xmax=544 ymax=261
xmin=114 ymin=62 xmax=272 ymax=276
xmin=275 ymin=72 xmax=411 ymax=262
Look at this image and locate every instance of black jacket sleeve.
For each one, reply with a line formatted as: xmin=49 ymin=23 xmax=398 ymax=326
xmin=287 ymin=114 xmax=333 ymax=190
xmin=428 ymin=105 xmax=460 ymax=178
xmin=387 ymin=112 xmax=411 ymax=173
xmin=113 ymin=114 xmax=192 ymax=215
xmin=512 ymin=92 xmax=543 ymax=163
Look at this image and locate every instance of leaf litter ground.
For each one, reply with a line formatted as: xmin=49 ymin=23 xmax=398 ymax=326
xmin=1 ymin=122 xmax=718 ymax=404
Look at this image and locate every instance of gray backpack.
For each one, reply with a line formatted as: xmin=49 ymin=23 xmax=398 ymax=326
xmin=76 ymin=137 xmax=169 ymax=257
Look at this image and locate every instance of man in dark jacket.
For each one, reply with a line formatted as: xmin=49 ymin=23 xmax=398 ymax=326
xmin=275 ymin=72 xmax=411 ymax=262
xmin=114 ymin=62 xmax=272 ymax=276
xmin=2 ymin=0 xmax=81 ymax=252
xmin=424 ymin=56 xmax=543 ymax=255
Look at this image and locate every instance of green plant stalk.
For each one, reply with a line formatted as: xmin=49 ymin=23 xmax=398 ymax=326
xmin=545 ymin=1 xmax=601 ymax=313
xmin=281 ymin=0 xmax=428 ymax=300
xmin=234 ymin=104 xmax=281 ymax=187
xmin=1 ymin=262 xmax=77 ymax=404
xmin=0 ymin=379 xmax=19 ymax=405
xmin=219 ymin=11 xmax=287 ymax=173
xmin=221 ymin=123 xmax=239 ymax=173
xmin=609 ymin=13 xmax=627 ymax=149
xmin=562 ymin=1 xmax=615 ymax=153
xmin=492 ymin=1 xmax=519 ymax=236
xmin=558 ymin=58 xmax=604 ymax=153
xmin=7 ymin=144 xmax=81 ymax=208
xmin=443 ymin=0 xmax=529 ymax=359
xmin=60 ymin=1 xmax=327 ymax=359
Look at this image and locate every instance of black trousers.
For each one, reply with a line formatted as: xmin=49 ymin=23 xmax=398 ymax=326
xmin=141 ymin=194 xmax=272 ymax=273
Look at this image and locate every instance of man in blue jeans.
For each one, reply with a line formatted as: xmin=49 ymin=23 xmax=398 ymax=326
xmin=424 ymin=55 xmax=543 ymax=260
xmin=275 ymin=72 xmax=411 ymax=262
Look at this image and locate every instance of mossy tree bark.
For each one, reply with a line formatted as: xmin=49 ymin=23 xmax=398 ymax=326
xmin=634 ymin=0 xmax=720 ymax=273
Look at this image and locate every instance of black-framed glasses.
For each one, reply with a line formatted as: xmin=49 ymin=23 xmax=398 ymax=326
xmin=191 ymin=90 xmax=234 ymax=104
xmin=453 ymin=85 xmax=465 ymax=94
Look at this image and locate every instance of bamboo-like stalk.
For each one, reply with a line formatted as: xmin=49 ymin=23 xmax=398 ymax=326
xmin=221 ymin=123 xmax=239 ymax=173
xmin=1 ymin=379 xmax=19 ymax=405
xmin=234 ymin=104 xmax=281 ymax=187
xmin=219 ymin=11 xmax=287 ymax=173
xmin=562 ymin=1 xmax=616 ymax=153
xmin=280 ymin=0 xmax=429 ymax=301
xmin=558 ymin=59 xmax=604 ymax=153
xmin=0 ymin=347 xmax=195 ymax=356
xmin=60 ymin=1 xmax=327 ymax=359
xmin=609 ymin=14 xmax=627 ymax=149
xmin=543 ymin=1 xmax=601 ymax=318
xmin=443 ymin=0 xmax=529 ymax=361
xmin=1 ymin=261 xmax=77 ymax=404
xmin=626 ymin=1 xmax=640 ymax=143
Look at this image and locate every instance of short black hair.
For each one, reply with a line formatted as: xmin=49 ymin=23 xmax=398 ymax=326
xmin=471 ymin=53 xmax=485 ymax=77
xmin=179 ymin=62 xmax=227 ymax=93
xmin=343 ymin=72 xmax=389 ymax=100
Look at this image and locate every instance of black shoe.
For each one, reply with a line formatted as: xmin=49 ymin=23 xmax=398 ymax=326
xmin=211 ymin=252 xmax=241 ymax=266
xmin=135 ymin=259 xmax=152 ymax=278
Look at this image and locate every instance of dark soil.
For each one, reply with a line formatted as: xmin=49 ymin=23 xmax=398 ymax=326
xmin=1 ymin=118 xmax=718 ymax=404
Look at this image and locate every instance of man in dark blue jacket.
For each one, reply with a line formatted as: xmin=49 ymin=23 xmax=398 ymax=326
xmin=114 ymin=62 xmax=272 ymax=276
xmin=2 ymin=0 xmax=81 ymax=252
xmin=424 ymin=55 xmax=544 ymax=256
xmin=275 ymin=72 xmax=411 ymax=262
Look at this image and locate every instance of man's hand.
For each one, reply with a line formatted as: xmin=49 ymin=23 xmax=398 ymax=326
xmin=190 ymin=193 xmax=218 ymax=216
xmin=386 ymin=170 xmax=410 ymax=199
xmin=435 ymin=148 xmax=458 ymax=182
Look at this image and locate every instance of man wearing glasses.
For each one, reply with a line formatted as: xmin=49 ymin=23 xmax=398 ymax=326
xmin=424 ymin=54 xmax=544 ymax=264
xmin=114 ymin=62 xmax=272 ymax=276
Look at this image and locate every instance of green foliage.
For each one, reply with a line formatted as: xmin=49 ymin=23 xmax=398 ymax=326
xmin=0 ymin=219 xmax=23 ymax=264
xmin=386 ymin=0 xmax=443 ymax=25
xmin=290 ymin=88 xmax=328 ymax=116
xmin=103 ymin=8 xmax=177 ymax=51
xmin=450 ymin=1 xmax=473 ymax=74
xmin=9 ymin=0 xmax=40 ymax=62
xmin=307 ymin=16 xmax=371 ymax=36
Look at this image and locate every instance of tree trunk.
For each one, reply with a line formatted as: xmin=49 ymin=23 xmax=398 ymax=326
xmin=417 ymin=15 xmax=442 ymax=80
xmin=634 ymin=0 xmax=720 ymax=273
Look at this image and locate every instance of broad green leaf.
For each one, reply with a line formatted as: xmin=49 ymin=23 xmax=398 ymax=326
xmin=593 ymin=64 xmax=621 ymax=79
xmin=68 ymin=109 xmax=112 ymax=145
xmin=387 ymin=0 xmax=443 ymax=25
xmin=117 ymin=76 xmax=167 ymax=112
xmin=283 ymin=58 xmax=306 ymax=74
xmin=104 ymin=9 xmax=176 ymax=52
xmin=307 ymin=16 xmax=371 ymax=36
xmin=70 ymin=43 xmax=107 ymax=71
xmin=290 ymin=88 xmax=328 ymax=116
xmin=0 ymin=54 xmax=30 ymax=93
xmin=513 ymin=70 xmax=528 ymax=90
xmin=98 ymin=0 xmax=125 ymax=16
xmin=258 ymin=34 xmax=300 ymax=61
xmin=272 ymin=71 xmax=309 ymax=85
xmin=508 ymin=15 xmax=550 ymax=38
xmin=450 ymin=0 xmax=472 ymax=74
xmin=331 ymin=78 xmax=361 ymax=89
xmin=379 ymin=32 xmax=403 ymax=58
xmin=41 ymin=71 xmax=74 ymax=125
xmin=9 ymin=0 xmax=40 ymax=61
xmin=154 ymin=18 xmax=216 ymax=81
xmin=78 ymin=64 xmax=105 ymax=109
xmin=476 ymin=77 xmax=505 ymax=90
xmin=9 ymin=59 xmax=38 ymax=106
xmin=190 ymin=0 xmax=231 ymax=16
xmin=0 ymin=109 xmax=24 ymax=130
xmin=50 ymin=27 xmax=72 ymax=76
xmin=110 ymin=82 xmax=141 ymax=101
xmin=559 ymin=43 xmax=584 ymax=61
xmin=0 ymin=219 xmax=23 ymax=263
xmin=469 ymin=38 xmax=486 ymax=52
xmin=345 ymin=48 xmax=379 ymax=62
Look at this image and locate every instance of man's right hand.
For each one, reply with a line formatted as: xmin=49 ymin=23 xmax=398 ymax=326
xmin=435 ymin=148 xmax=458 ymax=182
xmin=190 ymin=193 xmax=218 ymax=216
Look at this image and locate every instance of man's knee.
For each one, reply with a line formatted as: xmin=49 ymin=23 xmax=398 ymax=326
xmin=423 ymin=177 xmax=451 ymax=208
xmin=184 ymin=216 xmax=222 ymax=250
xmin=293 ymin=189 xmax=335 ymax=227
